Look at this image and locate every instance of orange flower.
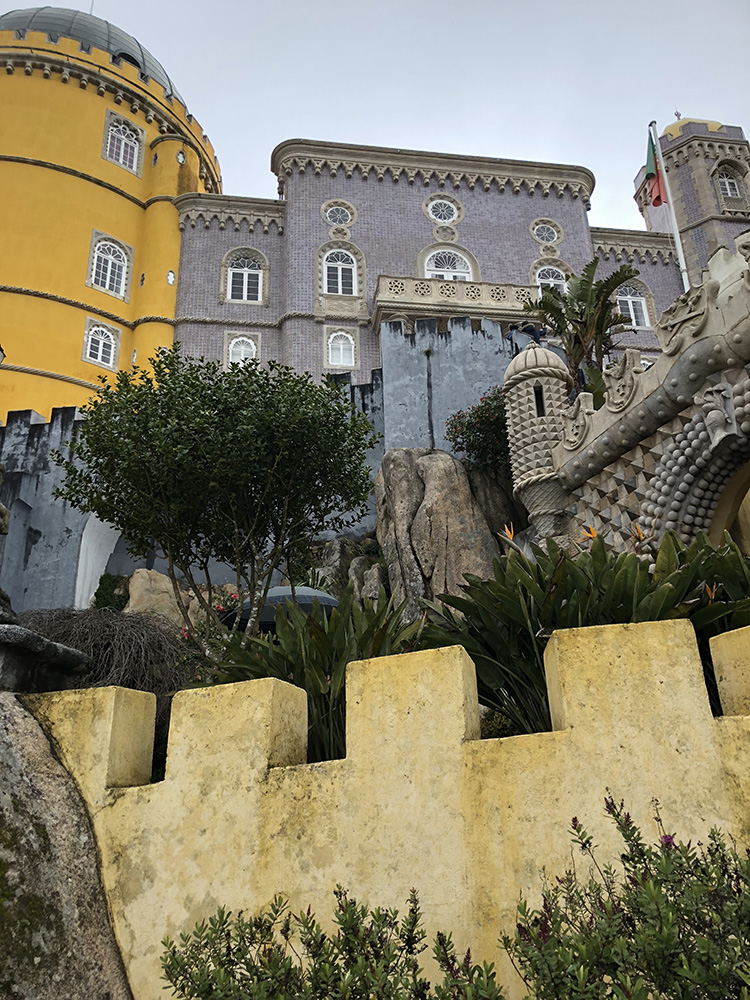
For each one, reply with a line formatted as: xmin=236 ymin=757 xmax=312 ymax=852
xmin=502 ymin=523 xmax=515 ymax=540
xmin=581 ymin=525 xmax=597 ymax=540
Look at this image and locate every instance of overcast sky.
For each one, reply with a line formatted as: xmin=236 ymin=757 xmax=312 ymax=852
xmin=69 ymin=0 xmax=750 ymax=229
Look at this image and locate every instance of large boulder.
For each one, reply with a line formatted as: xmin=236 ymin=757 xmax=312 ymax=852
xmin=123 ymin=568 xmax=191 ymax=627
xmin=375 ymin=449 xmax=507 ymax=618
xmin=0 ymin=693 xmax=133 ymax=999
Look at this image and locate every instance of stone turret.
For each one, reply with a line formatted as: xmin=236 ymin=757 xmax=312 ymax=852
xmin=503 ymin=345 xmax=573 ymax=541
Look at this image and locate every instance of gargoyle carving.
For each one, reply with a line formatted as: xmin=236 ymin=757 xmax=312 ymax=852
xmin=562 ymin=391 xmax=595 ymax=450
xmin=695 ymin=382 xmax=737 ymax=449
xmin=656 ymin=279 xmax=720 ymax=356
xmin=604 ymin=348 xmax=642 ymax=413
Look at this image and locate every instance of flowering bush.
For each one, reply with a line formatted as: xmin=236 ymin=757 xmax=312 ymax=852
xmin=445 ymin=386 xmax=511 ymax=482
xmin=505 ymin=797 xmax=750 ymax=999
xmin=162 ymin=888 xmax=505 ymax=1000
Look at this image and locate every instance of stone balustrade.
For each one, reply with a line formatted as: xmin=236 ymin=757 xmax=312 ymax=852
xmin=374 ymin=275 xmax=536 ymax=327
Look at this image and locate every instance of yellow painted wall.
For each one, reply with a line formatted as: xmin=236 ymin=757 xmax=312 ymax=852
xmin=0 ymin=29 xmax=220 ymax=420
xmin=25 ymin=621 xmax=750 ymax=999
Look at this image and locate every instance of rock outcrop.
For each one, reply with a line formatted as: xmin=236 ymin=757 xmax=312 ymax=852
xmin=375 ymin=449 xmax=515 ymax=618
xmin=123 ymin=568 xmax=192 ymax=626
xmin=0 ymin=693 xmax=133 ymax=999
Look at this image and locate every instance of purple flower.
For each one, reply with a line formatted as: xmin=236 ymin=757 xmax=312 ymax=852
xmin=661 ymin=834 xmax=675 ymax=849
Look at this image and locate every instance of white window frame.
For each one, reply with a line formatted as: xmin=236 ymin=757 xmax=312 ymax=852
xmin=616 ymin=284 xmax=650 ymax=329
xmin=227 ymin=253 xmax=263 ymax=302
xmin=424 ymin=249 xmax=472 ymax=281
xmin=324 ymin=249 xmax=356 ymax=296
xmin=228 ymin=335 xmax=257 ymax=364
xmin=327 ymin=330 xmax=356 ymax=367
xmin=106 ymin=122 xmax=139 ymax=171
xmin=82 ymin=317 xmax=120 ymax=370
xmin=718 ymin=169 xmax=741 ymax=199
xmin=91 ymin=239 xmax=128 ymax=297
xmin=101 ymin=111 xmax=145 ymax=177
xmin=536 ymin=266 xmax=567 ymax=294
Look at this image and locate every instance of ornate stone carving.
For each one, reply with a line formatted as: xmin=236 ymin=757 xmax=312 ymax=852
xmin=591 ymin=227 xmax=675 ymax=266
xmin=562 ymin=392 xmax=595 ymax=450
xmin=271 ymin=140 xmax=594 ymax=207
xmin=175 ymin=193 xmax=285 ymax=234
xmin=695 ymin=382 xmax=738 ymax=448
xmin=656 ymin=279 xmax=720 ymax=355
xmin=604 ymin=349 xmax=642 ymax=412
xmin=433 ymin=225 xmax=457 ymax=242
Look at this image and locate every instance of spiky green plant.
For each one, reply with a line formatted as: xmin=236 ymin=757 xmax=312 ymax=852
xmin=422 ymin=532 xmax=750 ymax=735
xmin=215 ymin=585 xmax=424 ymax=762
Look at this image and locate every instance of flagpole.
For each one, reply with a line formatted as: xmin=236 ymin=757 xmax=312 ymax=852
xmin=649 ymin=120 xmax=690 ymax=292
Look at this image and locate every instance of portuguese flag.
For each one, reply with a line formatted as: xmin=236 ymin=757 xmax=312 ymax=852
xmin=645 ymin=133 xmax=667 ymax=207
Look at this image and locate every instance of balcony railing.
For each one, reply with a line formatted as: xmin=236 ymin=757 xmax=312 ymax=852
xmin=373 ymin=275 xmax=537 ymax=328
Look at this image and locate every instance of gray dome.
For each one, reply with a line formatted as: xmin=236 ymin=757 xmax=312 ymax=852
xmin=0 ymin=7 xmax=183 ymax=102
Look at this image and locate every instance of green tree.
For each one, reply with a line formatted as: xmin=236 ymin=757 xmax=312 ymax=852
xmin=54 ymin=346 xmax=378 ymax=645
xmin=444 ymin=385 xmax=511 ymax=483
xmin=524 ymin=259 xmax=638 ymax=391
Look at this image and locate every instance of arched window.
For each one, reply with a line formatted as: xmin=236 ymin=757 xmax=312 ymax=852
xmin=424 ymin=249 xmax=472 ymax=281
xmin=616 ymin=284 xmax=650 ymax=328
xmin=718 ymin=169 xmax=741 ymax=199
xmin=91 ymin=240 xmax=127 ymax=296
xmin=227 ymin=251 xmax=263 ymax=301
xmin=86 ymin=326 xmax=115 ymax=366
xmin=228 ymin=336 xmax=257 ymax=364
xmin=324 ymin=250 xmax=356 ymax=295
xmin=328 ymin=331 xmax=355 ymax=366
xmin=536 ymin=266 xmax=567 ymax=293
xmin=106 ymin=121 xmax=139 ymax=171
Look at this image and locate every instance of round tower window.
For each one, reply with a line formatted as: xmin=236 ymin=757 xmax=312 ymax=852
xmin=326 ymin=206 xmax=352 ymax=226
xmin=534 ymin=223 xmax=558 ymax=243
xmin=428 ymin=199 xmax=458 ymax=223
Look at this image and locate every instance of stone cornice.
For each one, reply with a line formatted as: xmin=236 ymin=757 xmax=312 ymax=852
xmin=660 ymin=132 xmax=750 ymax=170
xmin=271 ymin=139 xmax=595 ymax=208
xmin=591 ymin=227 xmax=676 ymax=265
xmin=174 ymin=193 xmax=285 ymax=234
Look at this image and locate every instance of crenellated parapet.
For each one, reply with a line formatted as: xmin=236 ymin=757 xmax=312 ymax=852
xmin=23 ymin=621 xmax=750 ymax=1000
xmin=0 ymin=25 xmax=221 ymax=190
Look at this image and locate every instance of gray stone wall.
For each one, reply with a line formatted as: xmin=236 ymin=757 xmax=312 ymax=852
xmin=0 ymin=409 xmax=87 ymax=612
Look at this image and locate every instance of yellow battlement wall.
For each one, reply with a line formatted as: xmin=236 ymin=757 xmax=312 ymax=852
xmin=25 ymin=620 xmax=750 ymax=1000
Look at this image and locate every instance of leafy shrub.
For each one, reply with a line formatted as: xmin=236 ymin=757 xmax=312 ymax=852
xmin=505 ymin=798 xmax=750 ymax=999
xmin=445 ymin=385 xmax=511 ymax=482
xmin=161 ymin=888 xmax=505 ymax=1000
xmin=216 ymin=585 xmax=423 ymax=762
xmin=92 ymin=572 xmax=128 ymax=611
xmin=422 ymin=532 xmax=750 ymax=735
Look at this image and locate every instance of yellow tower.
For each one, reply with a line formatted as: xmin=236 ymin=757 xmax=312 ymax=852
xmin=0 ymin=7 xmax=221 ymax=420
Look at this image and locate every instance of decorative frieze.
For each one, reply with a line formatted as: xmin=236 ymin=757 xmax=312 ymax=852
xmin=174 ymin=193 xmax=285 ymax=234
xmin=271 ymin=139 xmax=594 ymax=207
xmin=591 ymin=227 xmax=675 ymax=265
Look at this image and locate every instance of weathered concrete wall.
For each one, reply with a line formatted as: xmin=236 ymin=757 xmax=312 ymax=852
xmin=0 ymin=408 xmax=90 ymax=612
xmin=25 ymin=620 xmax=750 ymax=1000
xmin=380 ymin=317 xmax=547 ymax=452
